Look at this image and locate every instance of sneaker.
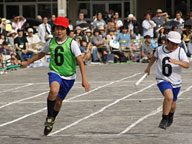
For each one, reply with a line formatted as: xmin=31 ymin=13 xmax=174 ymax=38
xmin=44 ymin=117 xmax=55 ymax=136
xmin=167 ymin=116 xmax=174 ymax=127
xmin=159 ymin=119 xmax=168 ymax=129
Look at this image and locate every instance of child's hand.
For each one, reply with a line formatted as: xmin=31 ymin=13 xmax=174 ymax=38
xmin=82 ymin=80 xmax=90 ymax=92
xmin=144 ymin=67 xmax=150 ymax=75
xmin=169 ymin=59 xmax=180 ymax=65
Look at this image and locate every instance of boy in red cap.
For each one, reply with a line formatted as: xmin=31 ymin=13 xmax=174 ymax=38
xmin=21 ymin=17 xmax=90 ymax=135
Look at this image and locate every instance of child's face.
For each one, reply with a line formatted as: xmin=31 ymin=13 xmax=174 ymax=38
xmin=81 ymin=41 xmax=87 ymax=47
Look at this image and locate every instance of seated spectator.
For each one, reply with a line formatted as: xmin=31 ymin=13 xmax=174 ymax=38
xmin=99 ymin=26 xmax=106 ymax=39
xmin=14 ymin=29 xmax=34 ymax=61
xmin=140 ymin=35 xmax=153 ymax=63
xmin=106 ymin=29 xmax=116 ymax=41
xmin=76 ymin=12 xmax=87 ymax=26
xmin=27 ymin=28 xmax=41 ymax=54
xmin=115 ymin=26 xmax=131 ymax=51
xmin=82 ymin=29 xmax=93 ymax=43
xmin=0 ymin=41 xmax=12 ymax=55
xmin=0 ymin=33 xmax=7 ymax=45
xmin=74 ymin=36 xmax=81 ymax=47
xmin=79 ymin=40 xmax=92 ymax=63
xmin=160 ymin=36 xmax=166 ymax=46
xmin=10 ymin=53 xmax=20 ymax=65
xmin=92 ymin=29 xmax=107 ymax=62
xmin=74 ymin=26 xmax=83 ymax=38
xmin=8 ymin=30 xmax=17 ymax=52
xmin=69 ymin=30 xmax=75 ymax=38
xmin=182 ymin=25 xmax=192 ymax=40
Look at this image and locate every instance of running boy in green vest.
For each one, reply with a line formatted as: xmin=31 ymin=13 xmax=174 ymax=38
xmin=21 ymin=17 xmax=90 ymax=136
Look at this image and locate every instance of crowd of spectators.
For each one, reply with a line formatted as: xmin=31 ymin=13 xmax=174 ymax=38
xmin=1 ymin=8 xmax=192 ymax=69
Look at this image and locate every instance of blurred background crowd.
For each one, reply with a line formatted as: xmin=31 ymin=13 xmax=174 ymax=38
xmin=1 ymin=8 xmax=192 ymax=69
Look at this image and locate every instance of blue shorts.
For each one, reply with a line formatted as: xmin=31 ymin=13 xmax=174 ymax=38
xmin=157 ymin=81 xmax=181 ymax=102
xmin=48 ymin=72 xmax=75 ymax=100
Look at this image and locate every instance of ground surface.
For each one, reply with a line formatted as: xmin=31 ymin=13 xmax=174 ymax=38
xmin=0 ymin=62 xmax=192 ymax=144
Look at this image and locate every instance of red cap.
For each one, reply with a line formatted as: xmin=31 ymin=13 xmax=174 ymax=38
xmin=54 ymin=17 xmax=69 ymax=28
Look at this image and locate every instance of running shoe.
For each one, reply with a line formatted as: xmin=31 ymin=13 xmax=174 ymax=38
xmin=159 ymin=119 xmax=168 ymax=129
xmin=167 ymin=115 xmax=174 ymax=127
xmin=44 ymin=117 xmax=55 ymax=136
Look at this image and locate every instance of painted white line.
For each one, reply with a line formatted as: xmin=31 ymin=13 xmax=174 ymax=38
xmin=0 ymin=98 xmax=165 ymax=104
xmin=49 ymin=83 xmax=155 ymax=136
xmin=0 ymin=91 xmax=49 ymax=109
xmin=0 ymin=108 xmax=46 ymax=127
xmin=0 ymin=83 xmax=33 ymax=94
xmin=67 ymin=73 xmax=141 ymax=101
xmin=0 ymin=73 xmax=141 ymax=127
xmin=118 ymin=85 xmax=192 ymax=135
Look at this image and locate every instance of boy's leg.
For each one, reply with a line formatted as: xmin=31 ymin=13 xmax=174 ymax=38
xmin=167 ymin=101 xmax=176 ymax=127
xmin=53 ymin=96 xmax=63 ymax=119
xmin=163 ymin=89 xmax=174 ymax=115
xmin=159 ymin=89 xmax=173 ymax=129
xmin=44 ymin=81 xmax=60 ymax=136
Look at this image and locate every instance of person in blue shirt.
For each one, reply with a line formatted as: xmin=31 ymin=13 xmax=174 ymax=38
xmin=114 ymin=25 xmax=132 ymax=60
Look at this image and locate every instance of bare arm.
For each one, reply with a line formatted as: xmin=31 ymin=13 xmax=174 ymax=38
xmin=20 ymin=52 xmax=46 ymax=68
xmin=76 ymin=55 xmax=90 ymax=92
xmin=144 ymin=55 xmax=157 ymax=75
xmin=169 ymin=59 xmax=190 ymax=69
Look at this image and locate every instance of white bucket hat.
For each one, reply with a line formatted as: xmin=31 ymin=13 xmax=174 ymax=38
xmin=167 ymin=31 xmax=181 ymax=44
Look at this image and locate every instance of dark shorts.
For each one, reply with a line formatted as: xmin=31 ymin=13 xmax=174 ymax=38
xmin=48 ymin=72 xmax=75 ymax=100
xmin=157 ymin=81 xmax=181 ymax=102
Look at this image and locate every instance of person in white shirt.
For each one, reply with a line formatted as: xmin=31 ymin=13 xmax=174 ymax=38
xmin=27 ymin=28 xmax=41 ymax=53
xmin=114 ymin=12 xmax=123 ymax=33
xmin=142 ymin=13 xmax=156 ymax=38
xmin=144 ymin=31 xmax=190 ymax=130
xmin=12 ymin=16 xmax=26 ymax=32
xmin=38 ymin=17 xmax=52 ymax=43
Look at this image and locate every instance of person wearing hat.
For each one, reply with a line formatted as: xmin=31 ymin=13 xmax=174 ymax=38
xmin=124 ymin=14 xmax=139 ymax=35
xmin=152 ymin=9 xmax=166 ymax=28
xmin=8 ymin=30 xmax=17 ymax=52
xmin=27 ymin=28 xmax=41 ymax=54
xmin=140 ymin=35 xmax=153 ymax=63
xmin=21 ymin=17 xmax=90 ymax=136
xmin=144 ymin=31 xmax=190 ymax=130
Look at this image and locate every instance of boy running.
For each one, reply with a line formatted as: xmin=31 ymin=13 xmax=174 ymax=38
xmin=144 ymin=31 xmax=190 ymax=129
xmin=21 ymin=17 xmax=90 ymax=135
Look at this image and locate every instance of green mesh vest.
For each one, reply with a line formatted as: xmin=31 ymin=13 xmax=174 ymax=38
xmin=49 ymin=37 xmax=76 ymax=76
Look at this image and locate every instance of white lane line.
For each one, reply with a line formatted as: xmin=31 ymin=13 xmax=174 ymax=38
xmin=118 ymin=85 xmax=192 ymax=135
xmin=67 ymin=73 xmax=141 ymax=101
xmin=0 ymin=108 xmax=47 ymax=127
xmin=49 ymin=83 xmax=156 ymax=136
xmin=0 ymin=83 xmax=33 ymax=94
xmin=0 ymin=73 xmax=141 ymax=127
xmin=0 ymin=98 xmax=165 ymax=104
xmin=2 ymin=97 xmax=192 ymax=104
xmin=0 ymin=91 xmax=49 ymax=109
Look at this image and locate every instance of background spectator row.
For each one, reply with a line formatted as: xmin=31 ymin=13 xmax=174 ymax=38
xmin=1 ymin=8 xmax=192 ymax=69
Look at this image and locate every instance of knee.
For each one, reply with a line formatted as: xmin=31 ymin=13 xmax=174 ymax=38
xmin=165 ymin=95 xmax=173 ymax=102
xmin=49 ymin=88 xmax=58 ymax=97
